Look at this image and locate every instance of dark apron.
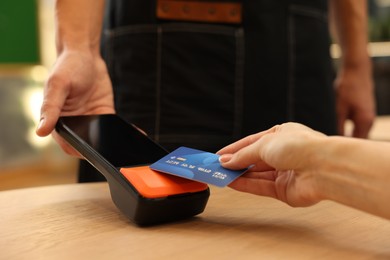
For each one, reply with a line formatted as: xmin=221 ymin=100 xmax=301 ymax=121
xmin=102 ymin=0 xmax=337 ymax=152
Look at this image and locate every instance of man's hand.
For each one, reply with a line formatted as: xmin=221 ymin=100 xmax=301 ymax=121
xmin=36 ymin=50 xmax=115 ymax=155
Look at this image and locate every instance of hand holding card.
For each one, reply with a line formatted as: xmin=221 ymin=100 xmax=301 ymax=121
xmin=150 ymin=147 xmax=248 ymax=187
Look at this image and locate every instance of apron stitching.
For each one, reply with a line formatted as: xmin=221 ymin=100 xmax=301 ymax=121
xmin=287 ymin=14 xmax=295 ymax=121
xmin=108 ymin=23 xmax=237 ymax=38
xmin=290 ymin=5 xmax=328 ymax=22
xmin=233 ymin=28 xmax=245 ymax=139
xmin=155 ymin=26 xmax=163 ymax=142
xmin=162 ymin=23 xmax=238 ymax=36
xmin=109 ymin=24 xmax=157 ymax=38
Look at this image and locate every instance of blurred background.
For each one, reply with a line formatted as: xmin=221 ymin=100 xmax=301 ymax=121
xmin=0 ymin=0 xmax=389 ymax=191
xmin=0 ymin=0 xmax=77 ymax=190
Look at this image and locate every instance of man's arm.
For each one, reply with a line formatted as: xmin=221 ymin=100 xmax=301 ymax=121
xmin=329 ymin=0 xmax=376 ymax=138
xmin=55 ymin=0 xmax=105 ymax=54
xmin=37 ymin=0 xmax=114 ymax=139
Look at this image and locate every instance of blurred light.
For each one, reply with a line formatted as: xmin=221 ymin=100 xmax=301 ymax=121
xmin=376 ymin=0 xmax=390 ymax=7
xmin=23 ymin=87 xmax=51 ymax=148
xmin=331 ymin=42 xmax=390 ymax=59
xmin=30 ymin=65 xmax=48 ymax=82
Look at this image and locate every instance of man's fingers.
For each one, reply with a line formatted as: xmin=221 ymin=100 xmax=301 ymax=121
xmin=36 ymin=77 xmax=69 ymax=137
xmin=52 ymin=131 xmax=83 ymax=158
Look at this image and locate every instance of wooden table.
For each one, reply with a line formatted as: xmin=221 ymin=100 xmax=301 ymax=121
xmin=370 ymin=116 xmax=390 ymax=141
xmin=1 ymin=183 xmax=390 ymax=259
xmin=344 ymin=115 xmax=390 ymax=141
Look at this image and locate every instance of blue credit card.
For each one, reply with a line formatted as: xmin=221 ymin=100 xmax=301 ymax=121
xmin=150 ymin=146 xmax=248 ymax=187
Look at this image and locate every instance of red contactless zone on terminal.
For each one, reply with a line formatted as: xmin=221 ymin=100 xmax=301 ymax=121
xmin=120 ymin=166 xmax=208 ymax=199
